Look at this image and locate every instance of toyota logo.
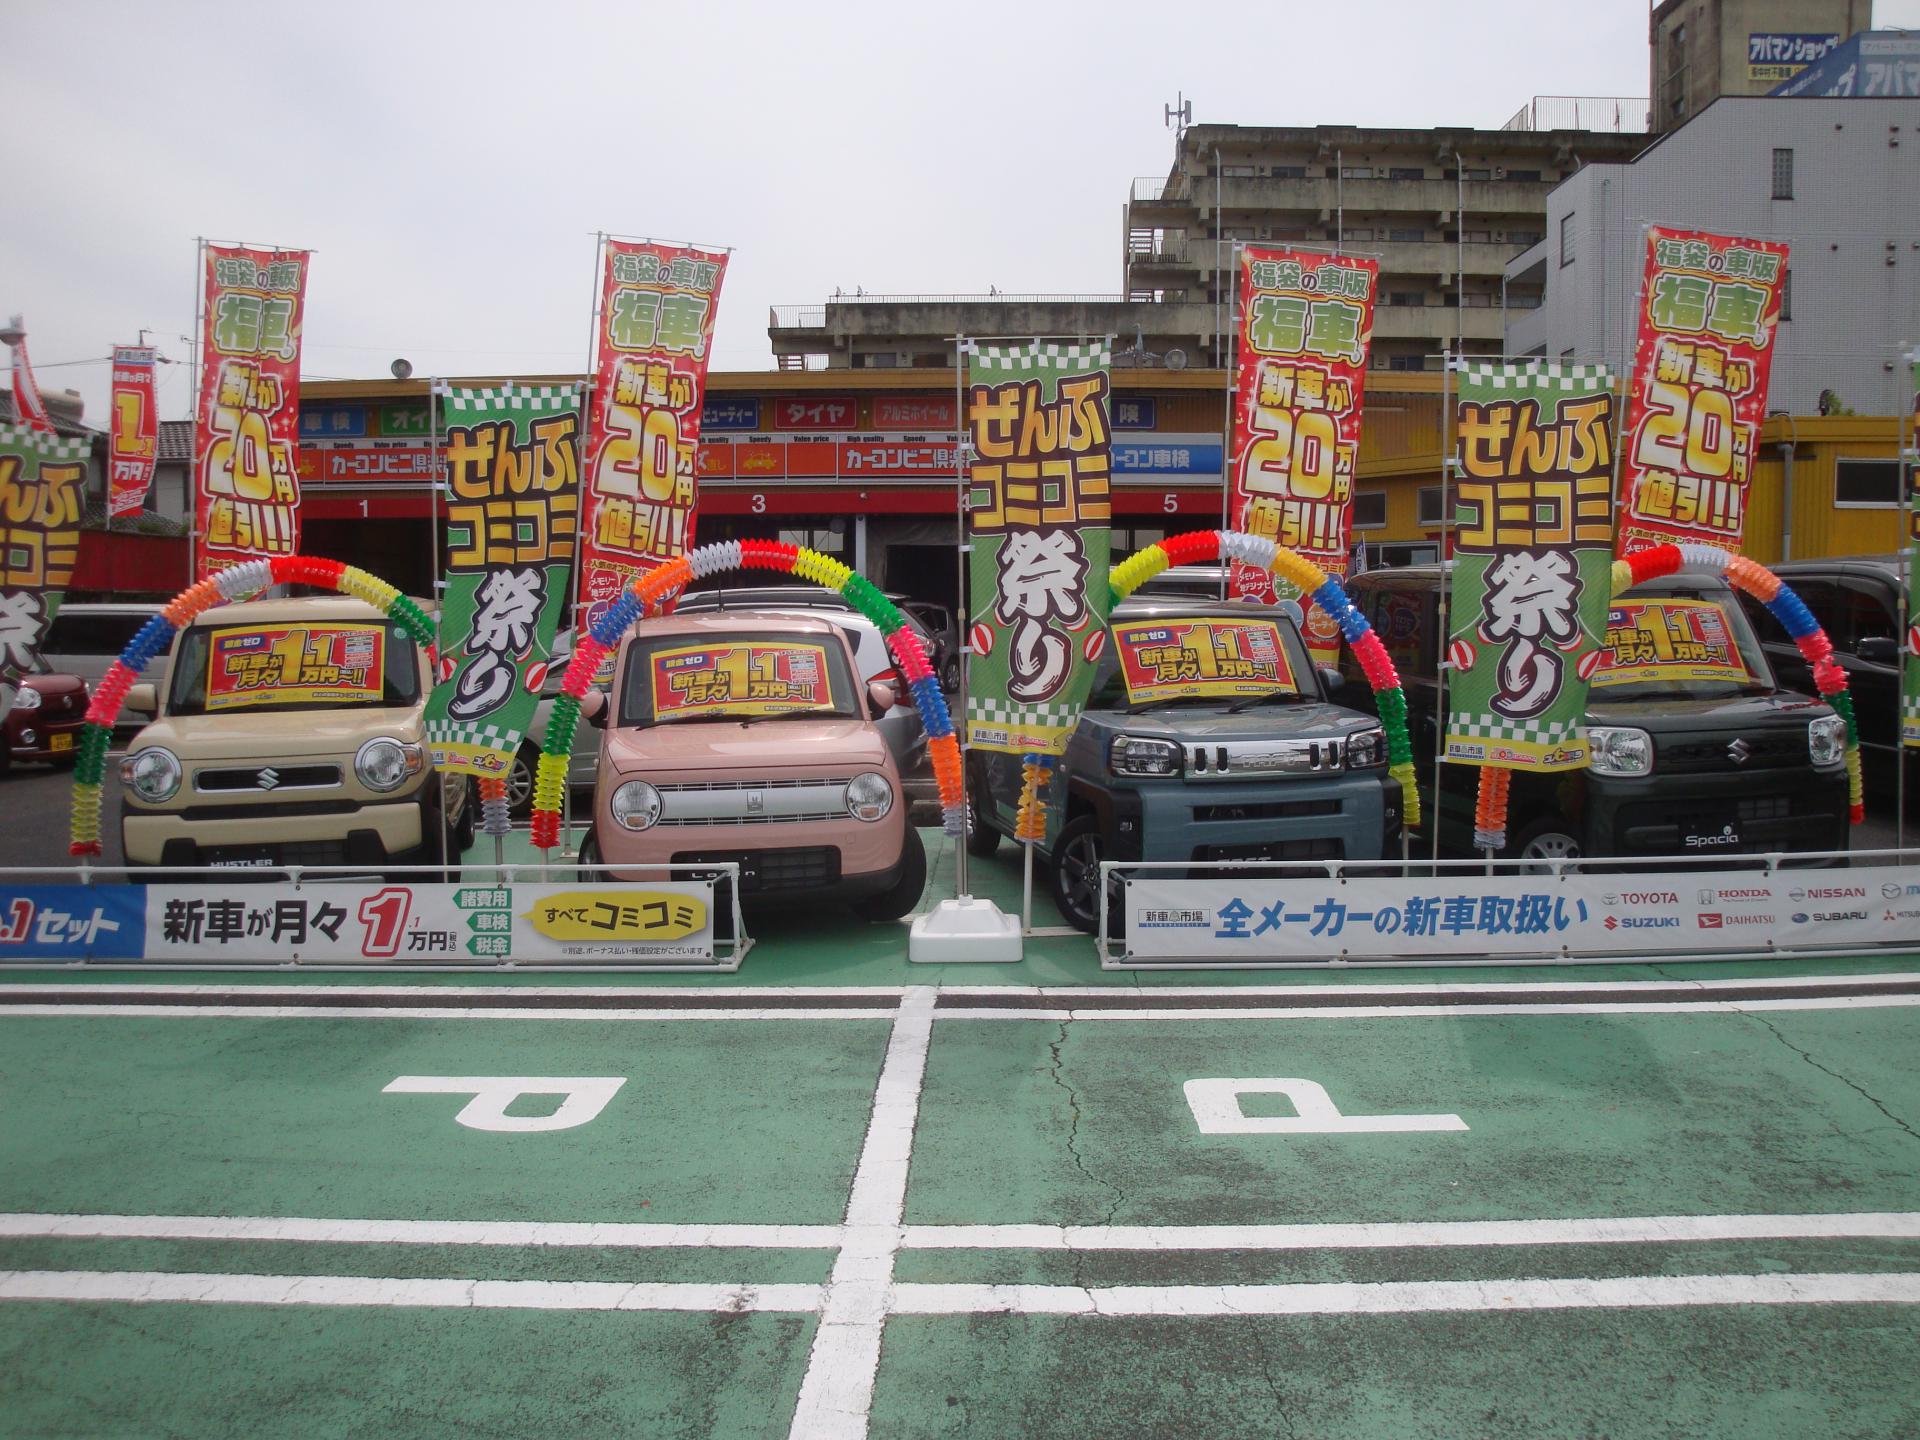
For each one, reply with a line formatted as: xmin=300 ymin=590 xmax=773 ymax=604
xmin=1727 ymin=738 xmax=1752 ymax=765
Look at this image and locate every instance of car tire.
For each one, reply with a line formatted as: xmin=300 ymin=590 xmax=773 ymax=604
xmin=854 ymin=826 xmax=927 ymax=922
xmin=966 ymin=778 xmax=1001 ymax=858
xmin=507 ymin=744 xmax=537 ymax=820
xmin=941 ymin=656 xmax=962 ymax=693
xmin=1507 ymin=815 xmax=1583 ymax=871
xmin=577 ymin=829 xmax=602 ymax=875
xmin=454 ymin=780 xmax=477 ymax=853
xmin=1049 ymin=815 xmax=1114 ymax=935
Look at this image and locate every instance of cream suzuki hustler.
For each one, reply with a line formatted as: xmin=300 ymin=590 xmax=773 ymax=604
xmin=119 ymin=596 xmax=470 ymax=877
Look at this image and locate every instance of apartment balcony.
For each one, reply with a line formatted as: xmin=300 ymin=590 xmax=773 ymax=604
xmin=769 ymin=296 xmax=1226 ymax=365
xmin=1194 ymin=175 xmax=1563 ymax=219
xmin=1369 ymin=306 xmax=1508 ymax=343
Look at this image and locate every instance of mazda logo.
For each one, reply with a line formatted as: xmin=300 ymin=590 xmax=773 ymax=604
xmin=256 ymin=767 xmax=282 ymax=791
xmin=1727 ymin=738 xmax=1752 ymax=765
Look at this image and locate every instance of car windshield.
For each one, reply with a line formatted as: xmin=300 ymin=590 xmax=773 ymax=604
xmin=1091 ymin=612 xmax=1313 ymax=712
xmin=167 ymin=619 xmax=419 ymax=716
xmin=1590 ymin=592 xmax=1775 ymax=701
xmin=619 ymin=631 xmax=859 ymax=725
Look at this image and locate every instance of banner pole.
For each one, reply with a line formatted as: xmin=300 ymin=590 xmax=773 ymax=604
xmin=187 ymin=238 xmax=204 ymax=587
xmin=1434 ymin=348 xmax=1453 ymax=867
xmin=1900 ymin=351 xmax=1916 ymax=853
xmin=428 ymin=377 xmax=452 ymax=876
xmin=953 ymin=333 xmax=970 ymax=901
xmin=1219 ymin=245 xmax=1237 ymax=602
xmin=1022 ymin=839 xmax=1034 ymax=933
xmin=563 ymin=232 xmax=605 ymax=860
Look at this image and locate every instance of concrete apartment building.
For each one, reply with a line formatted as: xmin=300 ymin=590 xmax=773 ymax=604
xmin=1504 ymin=94 xmax=1920 ymax=416
xmin=767 ymin=110 xmax=1645 ymax=374
xmin=1651 ymin=0 xmax=1870 ymax=131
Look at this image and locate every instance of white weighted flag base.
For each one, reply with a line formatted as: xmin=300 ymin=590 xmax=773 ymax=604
xmin=910 ymin=895 xmax=1023 ymax=963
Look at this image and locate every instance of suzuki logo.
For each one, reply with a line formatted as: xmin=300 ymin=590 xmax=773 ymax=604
xmin=1727 ymin=738 xmax=1752 ymax=765
xmin=256 ymin=768 xmax=281 ymax=791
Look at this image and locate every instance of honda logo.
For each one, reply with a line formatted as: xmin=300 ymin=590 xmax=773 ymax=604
xmin=1727 ymin=738 xmax=1752 ymax=765
xmin=256 ymin=767 xmax=282 ymax=791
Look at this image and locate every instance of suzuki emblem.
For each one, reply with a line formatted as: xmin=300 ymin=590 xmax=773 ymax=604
xmin=257 ymin=767 xmax=281 ymax=790
xmin=1727 ymin=738 xmax=1752 ymax=765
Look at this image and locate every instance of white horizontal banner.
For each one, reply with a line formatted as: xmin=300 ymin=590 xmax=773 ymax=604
xmin=0 ymin=881 xmax=720 ymax=965
xmin=1121 ymin=865 xmax=1920 ymax=963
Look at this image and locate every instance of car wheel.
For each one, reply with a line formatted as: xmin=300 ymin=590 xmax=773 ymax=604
xmin=507 ymin=744 xmax=537 ymax=820
xmin=1049 ymin=815 xmax=1112 ymax=935
xmin=966 ymin=776 xmax=1001 ymax=858
xmin=577 ymin=829 xmax=601 ymax=875
xmin=1508 ymin=815 xmax=1583 ymax=872
xmin=941 ymin=656 xmax=961 ymax=693
xmin=854 ymin=826 xmax=927 ymax=922
xmin=454 ymin=779 xmax=477 ymax=852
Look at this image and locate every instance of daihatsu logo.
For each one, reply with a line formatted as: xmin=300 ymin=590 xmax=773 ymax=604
xmin=256 ymin=768 xmax=281 ymax=791
xmin=746 ymin=790 xmax=765 ymax=814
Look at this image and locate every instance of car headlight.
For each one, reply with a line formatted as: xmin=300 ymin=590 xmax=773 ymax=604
xmin=355 ymin=737 xmax=424 ymax=793
xmin=1110 ymin=735 xmax=1183 ymax=777
xmin=1588 ymin=725 xmax=1653 ymax=777
xmin=1809 ymin=715 xmax=1846 ymax=767
xmin=611 ymin=779 xmax=663 ymax=830
xmin=1345 ymin=726 xmax=1386 ymax=770
xmin=12 ymin=687 xmax=41 ymax=711
xmin=847 ymin=771 xmax=894 ymax=822
xmin=120 ymin=746 xmax=181 ymax=803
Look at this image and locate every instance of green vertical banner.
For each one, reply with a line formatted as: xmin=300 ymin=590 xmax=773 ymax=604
xmin=1904 ymin=354 xmax=1920 ymax=752
xmin=425 ymin=384 xmax=582 ymax=780
xmin=0 ymin=424 xmax=86 ymax=718
xmin=963 ymin=340 xmax=1113 ymax=770
xmin=1445 ymin=362 xmax=1617 ymax=771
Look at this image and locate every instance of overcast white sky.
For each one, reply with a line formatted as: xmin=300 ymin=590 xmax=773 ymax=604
xmin=9 ymin=0 xmax=1919 ymax=424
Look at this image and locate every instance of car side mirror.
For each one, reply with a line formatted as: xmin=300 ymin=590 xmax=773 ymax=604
xmin=1317 ymin=666 xmax=1346 ymax=696
xmin=581 ymin=688 xmax=609 ymax=729
xmin=868 ymin=680 xmax=899 ymax=716
xmin=1856 ymin=636 xmax=1899 ymax=665
xmin=125 ymin=683 xmax=158 ymax=717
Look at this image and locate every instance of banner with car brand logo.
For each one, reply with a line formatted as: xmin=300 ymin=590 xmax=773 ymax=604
xmin=1445 ymin=362 xmax=1616 ymax=772
xmin=1905 ymin=352 xmax=1920 ymax=752
xmin=1116 ymin=864 xmax=1920 ymax=964
xmin=1227 ymin=246 xmax=1379 ymax=666
xmin=425 ymin=384 xmax=582 ymax=779
xmin=577 ymin=239 xmax=728 ymax=646
xmin=107 ymin=344 xmax=160 ymax=518
xmin=963 ymin=339 xmax=1113 ymax=761
xmin=0 ymin=424 xmax=86 ymax=720
xmin=194 ymin=244 xmax=311 ymax=578
xmin=1616 ymin=226 xmax=1789 ymax=556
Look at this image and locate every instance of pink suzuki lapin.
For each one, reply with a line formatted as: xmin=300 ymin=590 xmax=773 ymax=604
xmin=579 ymin=610 xmax=927 ymax=921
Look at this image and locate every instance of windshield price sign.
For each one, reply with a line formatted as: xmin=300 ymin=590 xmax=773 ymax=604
xmin=206 ymin=624 xmax=386 ymax=710
xmin=1113 ymin=618 xmax=1296 ymax=705
xmin=650 ymin=642 xmax=833 ymax=719
xmin=1594 ymin=598 xmax=1752 ymax=688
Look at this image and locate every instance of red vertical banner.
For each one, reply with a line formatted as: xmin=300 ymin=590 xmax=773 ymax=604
xmin=1227 ymin=247 xmax=1378 ymax=664
xmin=194 ymin=245 xmax=310 ymax=577
xmin=578 ymin=240 xmax=728 ymax=636
xmin=1616 ymin=226 xmax=1789 ymax=556
xmin=107 ymin=345 xmax=159 ymax=518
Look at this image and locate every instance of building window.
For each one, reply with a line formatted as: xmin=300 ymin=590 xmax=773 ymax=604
xmin=1221 ymin=163 xmax=1259 ymax=178
xmin=1388 ymin=166 xmax=1425 ymax=180
xmin=1559 ymin=212 xmax=1575 ymax=267
xmin=1387 ymin=291 xmax=1426 ymax=307
xmin=1389 ymin=227 xmax=1425 ymax=242
xmin=1505 ymin=169 xmax=1542 ymax=182
xmin=1341 ymin=165 xmax=1374 ymax=179
xmin=1772 ymin=148 xmax=1794 ymax=199
xmin=1352 ymin=492 xmax=1388 ymax=529
xmin=1270 ymin=165 xmax=1306 ymax=179
xmin=1344 ymin=227 xmax=1374 ymax=242
xmin=1416 ymin=486 xmax=1447 ymax=526
xmin=1389 ymin=355 xmax=1425 ymax=372
xmin=1463 ymin=168 xmax=1492 ymax=181
xmin=1834 ymin=459 xmax=1902 ymax=507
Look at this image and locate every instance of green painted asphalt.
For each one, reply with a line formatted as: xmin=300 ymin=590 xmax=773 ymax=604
xmin=904 ymin=1007 xmax=1920 ymax=1227
xmin=0 ymin=1304 xmax=816 ymax=1440
xmin=0 ymin=1017 xmax=889 ymax=1224
xmin=869 ymin=1308 xmax=1920 ymax=1440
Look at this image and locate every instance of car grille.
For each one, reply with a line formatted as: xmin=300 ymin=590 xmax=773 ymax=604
xmin=1192 ymin=799 xmax=1342 ymax=824
xmin=196 ymin=763 xmax=342 ymax=793
xmin=180 ymin=799 xmax=361 ymax=822
xmin=1185 ymin=739 xmax=1346 ymax=780
xmin=1191 ymin=837 xmax=1344 ymax=864
xmin=1657 ymin=732 xmax=1806 ymax=773
xmin=672 ymin=846 xmax=841 ymax=893
xmin=656 ymin=777 xmax=852 ymax=826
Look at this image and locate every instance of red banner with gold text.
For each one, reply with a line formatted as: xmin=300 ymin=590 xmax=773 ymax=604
xmin=1616 ymin=226 xmax=1789 ymax=556
xmin=108 ymin=345 xmax=159 ymax=518
xmin=193 ymin=245 xmax=310 ymax=577
xmin=577 ymin=240 xmax=728 ymax=638
xmin=1227 ymin=246 xmax=1378 ymax=664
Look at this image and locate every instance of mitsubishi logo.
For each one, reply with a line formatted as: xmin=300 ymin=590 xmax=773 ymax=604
xmin=256 ymin=767 xmax=282 ymax=791
xmin=1727 ymin=738 xmax=1753 ymax=765
xmin=745 ymin=790 xmax=765 ymax=814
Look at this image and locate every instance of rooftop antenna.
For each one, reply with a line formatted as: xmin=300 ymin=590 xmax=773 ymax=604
xmin=1165 ymin=91 xmax=1192 ymax=161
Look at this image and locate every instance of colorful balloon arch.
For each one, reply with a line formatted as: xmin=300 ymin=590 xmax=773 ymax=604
xmin=67 ymin=557 xmax=438 ymax=857
xmin=528 ymin=541 xmax=965 ymax=850
xmin=1108 ymin=529 xmax=1422 ymax=826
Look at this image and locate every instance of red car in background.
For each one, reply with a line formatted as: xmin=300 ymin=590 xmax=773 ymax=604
xmin=3 ymin=666 xmax=88 ymax=773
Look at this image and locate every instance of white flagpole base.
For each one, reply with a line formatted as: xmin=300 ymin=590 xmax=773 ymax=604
xmin=909 ymin=896 xmax=1023 ymax=964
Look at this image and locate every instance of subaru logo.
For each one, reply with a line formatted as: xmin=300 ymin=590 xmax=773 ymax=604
xmin=1727 ymin=738 xmax=1752 ymax=765
xmin=256 ymin=767 xmax=281 ymax=791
